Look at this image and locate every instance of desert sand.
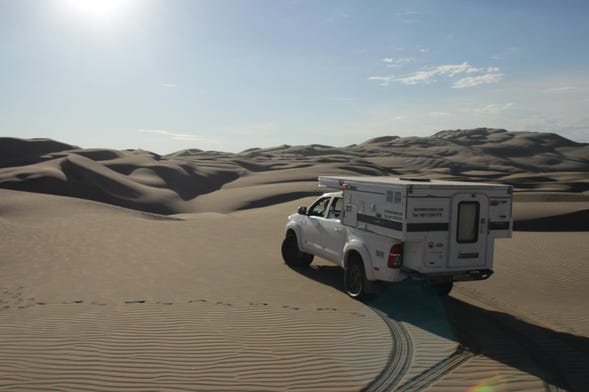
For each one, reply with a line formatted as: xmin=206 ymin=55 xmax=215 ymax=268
xmin=1 ymin=129 xmax=588 ymax=391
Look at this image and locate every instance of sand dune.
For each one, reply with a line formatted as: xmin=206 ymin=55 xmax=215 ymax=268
xmin=1 ymin=129 xmax=588 ymax=215
xmin=514 ymin=202 xmax=589 ymax=231
xmin=0 ymin=137 xmax=77 ymax=168
xmin=1 ymin=128 xmax=588 ymax=390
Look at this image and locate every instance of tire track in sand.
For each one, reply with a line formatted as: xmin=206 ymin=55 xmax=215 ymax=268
xmin=363 ymin=308 xmax=413 ymax=392
xmin=395 ymin=346 xmax=474 ymax=392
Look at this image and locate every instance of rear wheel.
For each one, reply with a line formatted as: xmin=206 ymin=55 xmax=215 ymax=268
xmin=281 ymin=233 xmax=313 ymax=267
xmin=345 ymin=256 xmax=369 ymax=300
xmin=432 ymin=281 xmax=454 ymax=296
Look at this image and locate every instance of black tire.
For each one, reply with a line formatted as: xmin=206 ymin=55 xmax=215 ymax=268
xmin=281 ymin=233 xmax=313 ymax=267
xmin=432 ymin=281 xmax=454 ymax=296
xmin=345 ymin=256 xmax=369 ymax=300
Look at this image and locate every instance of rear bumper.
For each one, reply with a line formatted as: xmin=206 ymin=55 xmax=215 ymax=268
xmin=402 ymin=268 xmax=494 ymax=282
xmin=453 ymin=269 xmax=494 ymax=281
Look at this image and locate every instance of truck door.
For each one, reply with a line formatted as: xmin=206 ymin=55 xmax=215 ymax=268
xmin=301 ymin=196 xmax=330 ymax=258
xmin=320 ymin=197 xmax=346 ymax=264
xmin=449 ymin=193 xmax=488 ymax=268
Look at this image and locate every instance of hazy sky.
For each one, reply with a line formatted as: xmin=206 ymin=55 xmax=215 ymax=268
xmin=1 ymin=0 xmax=588 ymax=153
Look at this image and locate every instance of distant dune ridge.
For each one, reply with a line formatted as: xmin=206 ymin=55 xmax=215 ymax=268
xmin=0 ymin=128 xmax=588 ymax=217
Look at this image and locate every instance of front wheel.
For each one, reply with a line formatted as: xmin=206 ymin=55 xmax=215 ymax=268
xmin=345 ymin=257 xmax=369 ymax=300
xmin=281 ymin=233 xmax=313 ymax=267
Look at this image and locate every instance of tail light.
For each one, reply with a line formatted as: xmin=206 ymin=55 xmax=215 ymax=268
xmin=387 ymin=243 xmax=403 ymax=269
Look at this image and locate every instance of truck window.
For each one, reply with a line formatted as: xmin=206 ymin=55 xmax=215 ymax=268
xmin=457 ymin=201 xmax=479 ymax=243
xmin=327 ymin=197 xmax=343 ymax=220
xmin=308 ymin=197 xmax=330 ymax=217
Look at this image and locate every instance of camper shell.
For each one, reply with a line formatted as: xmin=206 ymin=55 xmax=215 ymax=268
xmin=282 ymin=176 xmax=513 ymax=298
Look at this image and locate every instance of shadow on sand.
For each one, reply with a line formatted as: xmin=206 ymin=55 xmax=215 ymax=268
xmin=290 ymin=264 xmax=589 ymax=391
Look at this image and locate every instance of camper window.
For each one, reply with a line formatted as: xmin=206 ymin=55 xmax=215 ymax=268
xmin=457 ymin=201 xmax=479 ymax=243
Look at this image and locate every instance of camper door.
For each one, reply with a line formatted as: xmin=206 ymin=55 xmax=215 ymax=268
xmin=449 ymin=193 xmax=489 ymax=268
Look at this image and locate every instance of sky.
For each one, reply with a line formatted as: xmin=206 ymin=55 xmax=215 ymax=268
xmin=1 ymin=0 xmax=588 ymax=154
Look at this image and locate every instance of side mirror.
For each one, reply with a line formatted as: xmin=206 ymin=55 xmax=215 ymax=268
xmin=297 ymin=206 xmax=307 ymax=215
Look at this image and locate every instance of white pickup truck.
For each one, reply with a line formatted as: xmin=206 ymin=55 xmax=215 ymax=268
xmin=281 ymin=176 xmax=513 ymax=299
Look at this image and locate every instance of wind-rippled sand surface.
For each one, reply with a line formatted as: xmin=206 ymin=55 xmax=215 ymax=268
xmin=0 ymin=303 xmax=390 ymax=391
xmin=1 ymin=190 xmax=588 ymax=391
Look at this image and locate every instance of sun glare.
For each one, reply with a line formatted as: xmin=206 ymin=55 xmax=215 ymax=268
xmin=60 ymin=0 xmax=133 ymax=23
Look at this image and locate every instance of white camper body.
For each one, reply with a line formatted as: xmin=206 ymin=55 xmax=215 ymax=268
xmin=282 ymin=176 xmax=513 ymax=298
xmin=321 ymin=175 xmax=512 ymax=275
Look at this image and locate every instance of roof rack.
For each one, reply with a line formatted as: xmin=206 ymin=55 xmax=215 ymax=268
xmin=399 ymin=177 xmax=431 ymax=182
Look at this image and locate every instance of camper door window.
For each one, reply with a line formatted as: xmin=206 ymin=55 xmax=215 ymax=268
xmin=457 ymin=201 xmax=480 ymax=243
